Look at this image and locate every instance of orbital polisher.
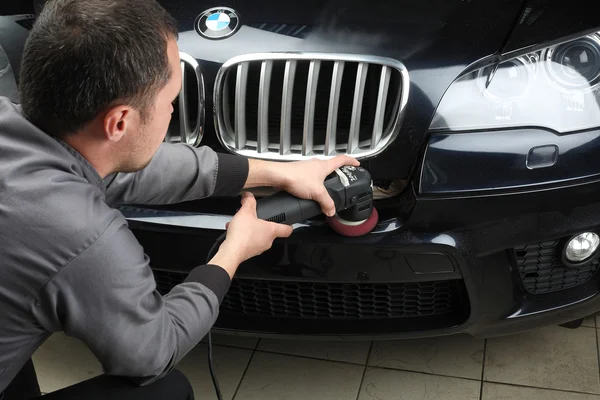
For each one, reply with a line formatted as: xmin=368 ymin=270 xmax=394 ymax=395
xmin=205 ymin=166 xmax=378 ymax=263
xmin=255 ymin=165 xmax=378 ymax=236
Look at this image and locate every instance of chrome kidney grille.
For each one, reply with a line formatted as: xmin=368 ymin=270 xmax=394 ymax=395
xmin=165 ymin=52 xmax=205 ymax=147
xmin=214 ymin=53 xmax=409 ymax=160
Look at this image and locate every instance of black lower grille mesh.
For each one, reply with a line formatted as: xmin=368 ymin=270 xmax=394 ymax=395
xmin=152 ymin=269 xmax=465 ymax=319
xmin=514 ymin=240 xmax=599 ymax=294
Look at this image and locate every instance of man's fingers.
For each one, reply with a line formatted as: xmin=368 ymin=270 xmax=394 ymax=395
xmin=314 ymin=185 xmax=336 ymax=217
xmin=329 ymin=155 xmax=360 ymax=170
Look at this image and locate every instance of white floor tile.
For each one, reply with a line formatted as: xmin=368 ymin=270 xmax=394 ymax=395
xmin=482 ymin=382 xmax=600 ymax=400
xmin=368 ymin=334 xmax=484 ymax=379
xmin=358 ymin=367 xmax=480 ymax=400
xmin=583 ymin=316 xmax=596 ymax=328
xmin=235 ymin=351 xmax=364 ymax=400
xmin=32 ymin=332 xmax=103 ymax=393
xmin=485 ymin=325 xmax=600 ymax=394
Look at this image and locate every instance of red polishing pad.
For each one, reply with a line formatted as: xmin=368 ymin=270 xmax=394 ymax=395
xmin=326 ymin=207 xmax=379 ymax=237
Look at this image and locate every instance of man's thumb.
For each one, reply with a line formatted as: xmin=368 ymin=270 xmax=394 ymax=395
xmin=273 ymin=223 xmax=293 ymax=238
xmin=240 ymin=191 xmax=256 ymax=210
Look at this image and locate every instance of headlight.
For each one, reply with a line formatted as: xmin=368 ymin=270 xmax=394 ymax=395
xmin=430 ymin=31 xmax=600 ymax=133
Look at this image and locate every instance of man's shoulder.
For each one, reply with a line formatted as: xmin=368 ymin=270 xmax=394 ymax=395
xmin=1 ymin=164 xmax=124 ymax=264
xmin=0 ymin=97 xmax=115 ymax=234
xmin=0 ymin=165 xmax=126 ymax=302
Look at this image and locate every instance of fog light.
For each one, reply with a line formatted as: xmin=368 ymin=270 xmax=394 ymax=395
xmin=565 ymin=232 xmax=600 ymax=263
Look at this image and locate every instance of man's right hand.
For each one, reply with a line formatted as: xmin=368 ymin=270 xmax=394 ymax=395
xmin=208 ymin=191 xmax=293 ymax=278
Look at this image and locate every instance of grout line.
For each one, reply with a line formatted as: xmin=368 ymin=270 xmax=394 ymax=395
xmin=231 ymin=343 xmax=258 ymax=400
xmin=200 ymin=342 xmax=257 ymax=352
xmin=355 ymin=341 xmax=374 ymax=400
xmin=206 ymin=338 xmax=371 ymax=367
xmin=250 ymin=347 xmax=488 ymax=383
xmin=485 ymin=380 xmax=600 ymax=397
xmin=356 ymin=364 xmax=482 ymax=383
xmin=251 ymin=348 xmax=371 ymax=367
xmin=199 ymin=336 xmax=261 ymax=352
xmin=594 ymin=316 xmax=600 ymax=396
xmin=479 ymin=338 xmax=487 ymax=400
xmin=248 ymin=347 xmax=483 ymax=384
xmin=582 ymin=326 xmax=597 ymax=330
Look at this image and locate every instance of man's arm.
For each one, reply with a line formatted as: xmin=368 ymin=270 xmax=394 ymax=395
xmin=242 ymin=155 xmax=362 ymax=217
xmin=29 ymin=215 xmax=230 ymax=385
xmin=103 ymin=143 xmax=249 ymax=206
xmin=104 ymin=141 xmax=360 ymax=218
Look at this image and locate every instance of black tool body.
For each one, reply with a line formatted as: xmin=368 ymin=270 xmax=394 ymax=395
xmin=255 ymin=166 xmax=373 ymax=225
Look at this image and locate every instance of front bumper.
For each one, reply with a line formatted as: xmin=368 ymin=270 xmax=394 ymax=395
xmin=126 ymin=175 xmax=600 ymax=340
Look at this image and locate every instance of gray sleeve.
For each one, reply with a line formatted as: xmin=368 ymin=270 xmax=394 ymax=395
xmin=29 ymin=216 xmax=231 ymax=384
xmin=103 ymin=142 xmax=249 ymax=206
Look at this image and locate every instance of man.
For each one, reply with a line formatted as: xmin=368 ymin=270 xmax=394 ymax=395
xmin=0 ymin=0 xmax=359 ymax=399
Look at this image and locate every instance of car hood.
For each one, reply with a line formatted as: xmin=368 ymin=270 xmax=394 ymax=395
xmin=161 ymin=0 xmax=525 ymax=180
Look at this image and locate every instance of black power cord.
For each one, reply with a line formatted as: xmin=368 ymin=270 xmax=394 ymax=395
xmin=207 ymin=330 xmax=223 ymax=400
xmin=205 ymin=231 xmax=227 ymax=400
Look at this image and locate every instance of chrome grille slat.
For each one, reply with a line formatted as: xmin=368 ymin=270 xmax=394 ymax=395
xmin=348 ymin=62 xmax=368 ymax=154
xmin=372 ymin=66 xmax=391 ymax=150
xmin=164 ymin=52 xmax=205 ymax=147
xmin=234 ymin=62 xmax=249 ymax=149
xmin=223 ymin=75 xmax=233 ymax=134
xmin=214 ymin=53 xmax=409 ymax=161
xmin=178 ymin=58 xmax=190 ymax=143
xmin=280 ymin=60 xmax=297 ymax=155
xmin=325 ymin=61 xmax=344 ymax=156
xmin=258 ymin=60 xmax=273 ymax=153
xmin=302 ymin=60 xmax=321 ymax=156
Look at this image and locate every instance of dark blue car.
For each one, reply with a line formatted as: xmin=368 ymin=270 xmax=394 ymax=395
xmin=2 ymin=0 xmax=600 ymax=340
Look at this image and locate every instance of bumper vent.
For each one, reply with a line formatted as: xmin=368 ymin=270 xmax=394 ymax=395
xmin=214 ymin=53 xmax=409 ymax=160
xmin=152 ymin=269 xmax=463 ymax=319
xmin=514 ymin=240 xmax=600 ymax=294
xmin=165 ymin=52 xmax=205 ymax=147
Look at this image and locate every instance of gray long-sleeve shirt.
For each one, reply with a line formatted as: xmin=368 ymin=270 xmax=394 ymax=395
xmin=0 ymin=96 xmax=249 ymax=392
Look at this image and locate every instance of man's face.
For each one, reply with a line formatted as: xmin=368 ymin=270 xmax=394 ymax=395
xmin=119 ymin=37 xmax=182 ymax=172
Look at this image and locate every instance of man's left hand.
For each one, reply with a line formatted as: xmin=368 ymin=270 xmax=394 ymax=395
xmin=278 ymin=155 xmax=360 ymax=217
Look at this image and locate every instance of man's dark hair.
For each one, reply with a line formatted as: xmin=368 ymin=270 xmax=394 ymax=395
xmin=19 ymin=0 xmax=179 ymax=138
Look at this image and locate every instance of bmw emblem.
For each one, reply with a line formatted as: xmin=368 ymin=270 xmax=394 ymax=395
xmin=195 ymin=7 xmax=240 ymax=40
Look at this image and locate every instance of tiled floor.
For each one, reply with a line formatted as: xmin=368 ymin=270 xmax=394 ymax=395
xmin=32 ymin=315 xmax=600 ymax=399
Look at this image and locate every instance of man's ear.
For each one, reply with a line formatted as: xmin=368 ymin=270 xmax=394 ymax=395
xmin=103 ymin=105 xmax=133 ymax=142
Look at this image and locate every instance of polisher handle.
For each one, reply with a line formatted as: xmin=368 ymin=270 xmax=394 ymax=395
xmin=255 ymin=191 xmax=323 ymax=225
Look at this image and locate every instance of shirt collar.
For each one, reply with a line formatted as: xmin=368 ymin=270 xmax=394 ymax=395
xmin=57 ymin=140 xmax=106 ymax=192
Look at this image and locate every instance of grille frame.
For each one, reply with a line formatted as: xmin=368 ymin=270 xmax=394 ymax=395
xmin=164 ymin=52 xmax=205 ymax=147
xmin=514 ymin=238 xmax=600 ymax=295
xmin=213 ymin=52 xmax=410 ymax=161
